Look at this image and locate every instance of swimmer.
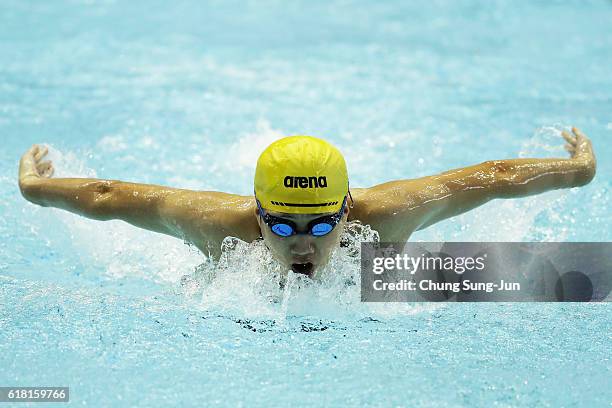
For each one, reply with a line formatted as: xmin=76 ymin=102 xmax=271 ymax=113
xmin=18 ymin=127 xmax=596 ymax=279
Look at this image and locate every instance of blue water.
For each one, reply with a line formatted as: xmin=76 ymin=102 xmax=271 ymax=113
xmin=1 ymin=1 xmax=611 ymax=406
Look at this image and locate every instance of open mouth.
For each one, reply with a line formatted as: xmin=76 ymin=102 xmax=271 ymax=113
xmin=291 ymin=262 xmax=314 ymax=277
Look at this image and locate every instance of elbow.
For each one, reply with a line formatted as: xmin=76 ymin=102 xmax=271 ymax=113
xmin=482 ymin=160 xmax=511 ymax=196
xmin=87 ymin=180 xmax=119 ymax=220
xmin=486 ymin=160 xmax=511 ymax=183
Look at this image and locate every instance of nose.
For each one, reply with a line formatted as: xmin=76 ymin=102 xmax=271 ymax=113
xmin=290 ymin=236 xmax=315 ymax=256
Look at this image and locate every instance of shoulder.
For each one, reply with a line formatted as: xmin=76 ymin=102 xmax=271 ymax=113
xmin=228 ymin=196 xmax=263 ymax=243
xmin=347 ymin=186 xmax=419 ymax=242
xmin=207 ymin=193 xmax=261 ymax=243
xmin=347 ymin=186 xmax=400 ymax=221
xmin=161 ymin=191 xmax=261 ymax=242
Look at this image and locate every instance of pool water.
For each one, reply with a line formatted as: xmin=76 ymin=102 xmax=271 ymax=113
xmin=1 ymin=1 xmax=611 ymax=406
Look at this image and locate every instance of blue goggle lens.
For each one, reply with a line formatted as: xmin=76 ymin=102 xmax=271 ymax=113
xmin=270 ymin=222 xmax=334 ymax=237
xmin=257 ymin=195 xmax=346 ymax=238
xmin=271 ymin=223 xmax=294 ymax=237
xmin=311 ymin=223 xmax=333 ymax=236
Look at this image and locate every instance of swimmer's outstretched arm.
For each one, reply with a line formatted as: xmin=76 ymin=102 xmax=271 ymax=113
xmin=357 ymin=127 xmax=597 ymax=241
xmin=18 ymin=145 xmax=260 ymax=259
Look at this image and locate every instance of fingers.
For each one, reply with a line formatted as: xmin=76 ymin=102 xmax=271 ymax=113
xmin=19 ymin=146 xmax=37 ymax=174
xmin=564 ymin=127 xmax=595 ymax=163
xmin=20 ymin=144 xmax=51 ymax=181
xmin=564 ymin=143 xmax=575 ymax=154
xmin=34 ymin=145 xmax=48 ymax=161
xmin=571 ymin=126 xmax=593 ymax=151
xmin=43 ymin=165 xmax=54 ymax=178
xmin=572 ymin=126 xmax=586 ymax=139
xmin=36 ymin=161 xmax=54 ymax=178
xmin=561 ymin=130 xmax=576 ymax=145
xmin=36 ymin=160 xmax=51 ymax=172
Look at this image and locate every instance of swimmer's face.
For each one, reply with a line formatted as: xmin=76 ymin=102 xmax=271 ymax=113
xmin=255 ymin=206 xmax=350 ymax=279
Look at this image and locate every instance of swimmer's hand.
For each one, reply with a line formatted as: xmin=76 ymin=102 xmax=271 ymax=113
xmin=562 ymin=127 xmax=597 ymax=174
xmin=357 ymin=126 xmax=597 ymax=241
xmin=17 ymin=144 xmax=258 ymax=260
xmin=19 ymin=144 xmax=54 ymax=192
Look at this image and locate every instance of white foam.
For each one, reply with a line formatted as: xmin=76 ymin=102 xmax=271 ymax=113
xmin=43 ymin=145 xmax=205 ymax=285
xmin=40 ymin=124 xmax=579 ymax=321
xmin=40 ymin=146 xmax=435 ymax=321
xmin=183 ymin=221 xmax=440 ymax=320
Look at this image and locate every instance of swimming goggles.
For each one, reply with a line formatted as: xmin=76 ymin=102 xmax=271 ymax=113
xmin=256 ymin=195 xmax=348 ymax=237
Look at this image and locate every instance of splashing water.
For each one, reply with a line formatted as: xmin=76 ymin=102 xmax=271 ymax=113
xmin=2 ymin=1 xmax=611 ymax=405
xmin=23 ymin=144 xmax=440 ymax=323
xmin=179 ymin=220 xmax=441 ymax=321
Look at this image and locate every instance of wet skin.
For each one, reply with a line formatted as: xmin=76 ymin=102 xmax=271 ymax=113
xmin=19 ymin=128 xmax=596 ymax=277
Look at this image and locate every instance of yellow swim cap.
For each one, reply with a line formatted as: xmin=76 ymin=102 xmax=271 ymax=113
xmin=254 ymin=135 xmax=349 ymax=214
